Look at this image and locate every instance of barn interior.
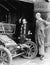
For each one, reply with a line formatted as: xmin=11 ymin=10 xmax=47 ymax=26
xmin=0 ymin=0 xmax=50 ymax=65
xmin=0 ymin=0 xmax=36 ymax=42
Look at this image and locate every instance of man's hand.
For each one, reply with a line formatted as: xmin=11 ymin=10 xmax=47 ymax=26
xmin=38 ymin=17 xmax=50 ymax=26
xmin=41 ymin=19 xmax=50 ymax=25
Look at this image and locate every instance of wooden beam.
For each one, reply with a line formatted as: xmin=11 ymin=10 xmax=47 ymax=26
xmin=7 ymin=3 xmax=16 ymax=10
xmin=16 ymin=0 xmax=33 ymax=3
xmin=0 ymin=4 xmax=10 ymax=12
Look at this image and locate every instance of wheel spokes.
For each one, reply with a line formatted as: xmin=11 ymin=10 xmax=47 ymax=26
xmin=25 ymin=44 xmax=36 ymax=57
xmin=27 ymin=52 xmax=31 ymax=57
xmin=0 ymin=50 xmax=9 ymax=65
xmin=0 ymin=50 xmax=3 ymax=56
xmin=25 ymin=48 xmax=32 ymax=57
xmin=23 ymin=41 xmax=38 ymax=58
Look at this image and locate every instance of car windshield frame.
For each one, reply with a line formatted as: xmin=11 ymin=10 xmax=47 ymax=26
xmin=0 ymin=23 xmax=16 ymax=34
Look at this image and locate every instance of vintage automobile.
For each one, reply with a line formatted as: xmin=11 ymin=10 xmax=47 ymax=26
xmin=0 ymin=21 xmax=38 ymax=65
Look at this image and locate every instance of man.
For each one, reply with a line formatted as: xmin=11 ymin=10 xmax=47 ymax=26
xmin=35 ymin=13 xmax=50 ymax=60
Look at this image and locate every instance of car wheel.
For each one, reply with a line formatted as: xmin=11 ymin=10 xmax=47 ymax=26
xmin=22 ymin=41 xmax=38 ymax=59
xmin=0 ymin=46 xmax=12 ymax=65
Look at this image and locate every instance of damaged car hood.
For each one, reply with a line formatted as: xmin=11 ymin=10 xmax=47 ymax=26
xmin=0 ymin=35 xmax=17 ymax=46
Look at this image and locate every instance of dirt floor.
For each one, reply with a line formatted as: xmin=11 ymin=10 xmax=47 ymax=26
xmin=12 ymin=47 xmax=50 ymax=65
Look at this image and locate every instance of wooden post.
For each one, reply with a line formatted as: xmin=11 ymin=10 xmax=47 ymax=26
xmin=47 ymin=2 xmax=50 ymax=22
xmin=8 ymin=13 xmax=11 ymax=23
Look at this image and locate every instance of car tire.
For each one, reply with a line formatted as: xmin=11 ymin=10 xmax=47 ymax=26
xmin=22 ymin=41 xmax=38 ymax=59
xmin=0 ymin=46 xmax=12 ymax=65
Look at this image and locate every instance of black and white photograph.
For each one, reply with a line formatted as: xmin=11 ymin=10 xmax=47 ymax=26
xmin=0 ymin=0 xmax=50 ymax=65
